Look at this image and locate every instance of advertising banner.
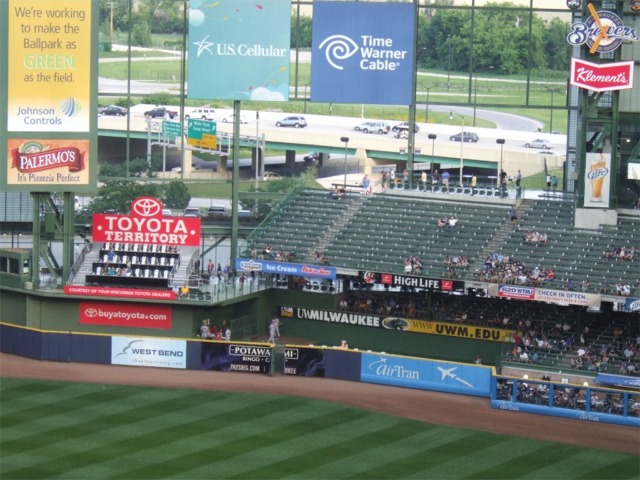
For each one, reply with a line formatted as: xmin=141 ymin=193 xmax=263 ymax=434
xmin=80 ymin=302 xmax=172 ymax=329
xmin=534 ymin=288 xmax=601 ymax=308
xmin=493 ymin=284 xmax=536 ymax=300
xmin=311 ymin=1 xmax=415 ymax=105
xmin=7 ymin=138 xmax=90 ymax=187
xmin=361 ymin=353 xmax=491 ymax=397
xmin=284 ymin=346 xmax=325 ymax=377
xmin=92 ymin=196 xmax=201 ymax=246
xmin=112 ymin=336 xmax=186 ymax=369
xmin=359 ymin=271 xmax=464 ymax=292
xmin=201 ymin=342 xmax=271 ymax=374
xmin=278 ymin=306 xmax=513 ymax=342
xmin=65 ymin=285 xmax=176 ymax=301
xmin=187 ymin=0 xmax=291 ymax=101
xmin=584 ymin=152 xmax=611 ymax=208
xmin=7 ymin=0 xmax=93 ymax=132
xmin=236 ymin=258 xmax=336 ymax=279
xmin=570 ymin=58 xmax=634 ymax=92
xmin=624 ymin=298 xmax=640 ymax=312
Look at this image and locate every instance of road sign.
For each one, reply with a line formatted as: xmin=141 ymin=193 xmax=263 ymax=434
xmin=187 ymin=119 xmax=217 ymax=149
xmin=163 ymin=120 xmax=183 ymax=139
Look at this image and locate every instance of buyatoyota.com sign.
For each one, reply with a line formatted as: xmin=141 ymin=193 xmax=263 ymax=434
xmin=311 ymin=1 xmax=415 ymax=105
xmin=187 ymin=0 xmax=291 ymax=101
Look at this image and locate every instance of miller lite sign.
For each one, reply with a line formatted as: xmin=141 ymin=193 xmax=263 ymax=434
xmin=570 ymin=58 xmax=634 ymax=92
xmin=93 ymin=197 xmax=201 ymax=246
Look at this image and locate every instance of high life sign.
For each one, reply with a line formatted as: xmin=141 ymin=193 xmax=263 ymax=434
xmin=570 ymin=58 xmax=634 ymax=92
xmin=92 ymin=197 xmax=201 ymax=246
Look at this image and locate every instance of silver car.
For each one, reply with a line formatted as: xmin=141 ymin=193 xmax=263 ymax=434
xmin=276 ymin=116 xmax=307 ymax=128
xmin=524 ymin=139 xmax=553 ymax=149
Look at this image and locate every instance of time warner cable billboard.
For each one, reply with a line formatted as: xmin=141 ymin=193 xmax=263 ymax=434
xmin=187 ymin=0 xmax=291 ymax=101
xmin=311 ymin=1 xmax=415 ymax=105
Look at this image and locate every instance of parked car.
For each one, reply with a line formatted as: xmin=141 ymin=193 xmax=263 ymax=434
xmin=207 ymin=205 xmax=228 ymax=217
xmin=524 ymin=139 xmax=553 ymax=149
xmin=263 ymin=171 xmax=282 ymax=181
xmin=185 ymin=107 xmax=215 ymax=120
xmin=222 ymin=114 xmax=248 ymax=124
xmin=144 ymin=106 xmax=178 ymax=119
xmin=355 ymin=121 xmax=390 ymax=134
xmin=449 ymin=132 xmax=479 ymax=142
xmin=183 ymin=207 xmax=201 ymax=218
xmin=392 ymin=122 xmax=419 ymax=133
xmin=276 ymin=116 xmax=307 ymax=128
xmin=98 ymin=105 xmax=127 ymax=116
xmin=303 ymin=151 xmax=329 ymax=162
xmin=162 ymin=208 xmax=172 ymax=217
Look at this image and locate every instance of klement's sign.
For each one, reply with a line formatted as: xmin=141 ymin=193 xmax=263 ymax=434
xmin=570 ymin=58 xmax=634 ymax=92
xmin=93 ymin=197 xmax=200 ymax=246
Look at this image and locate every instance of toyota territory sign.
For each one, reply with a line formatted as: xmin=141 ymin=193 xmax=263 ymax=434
xmin=570 ymin=58 xmax=634 ymax=92
xmin=93 ymin=197 xmax=200 ymax=246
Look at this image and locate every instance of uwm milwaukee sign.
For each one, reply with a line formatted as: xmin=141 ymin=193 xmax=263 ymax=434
xmin=570 ymin=58 xmax=634 ymax=92
xmin=93 ymin=197 xmax=200 ymax=246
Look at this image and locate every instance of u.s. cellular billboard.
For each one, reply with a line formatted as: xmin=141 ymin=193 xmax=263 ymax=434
xmin=311 ymin=1 xmax=415 ymax=105
xmin=187 ymin=0 xmax=291 ymax=101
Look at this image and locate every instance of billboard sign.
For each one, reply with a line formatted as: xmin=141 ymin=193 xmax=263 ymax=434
xmin=236 ymin=258 xmax=336 ymax=279
xmin=112 ymin=336 xmax=185 ymax=369
xmin=7 ymin=0 xmax=93 ymax=132
xmin=567 ymin=8 xmax=639 ymax=54
xmin=358 ymin=271 xmax=464 ymax=292
xmin=81 ymin=302 xmax=172 ymax=329
xmin=311 ymin=1 xmax=415 ymax=105
xmin=93 ymin=196 xmax=201 ymax=246
xmin=584 ymin=152 xmax=611 ymax=208
xmin=7 ymin=138 xmax=89 ymax=187
xmin=570 ymin=58 xmax=634 ymax=92
xmin=187 ymin=0 xmax=291 ymax=101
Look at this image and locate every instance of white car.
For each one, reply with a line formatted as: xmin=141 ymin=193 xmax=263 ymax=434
xmin=263 ymin=171 xmax=282 ymax=181
xmin=185 ymin=108 xmax=215 ymax=121
xmin=524 ymin=139 xmax=553 ymax=149
xmin=222 ymin=114 xmax=248 ymax=124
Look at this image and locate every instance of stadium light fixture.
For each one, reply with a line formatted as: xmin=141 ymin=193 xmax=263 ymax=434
xmin=449 ymin=111 xmax=465 ymax=186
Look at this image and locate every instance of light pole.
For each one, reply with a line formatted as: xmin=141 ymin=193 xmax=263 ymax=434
xmin=428 ymin=133 xmax=437 ymax=176
xmin=447 ymin=35 xmax=452 ymax=91
xmin=473 ymin=66 xmax=493 ymax=127
xmin=255 ymin=110 xmax=260 ymax=210
xmin=496 ymin=138 xmax=505 ymax=189
xmin=548 ymin=88 xmax=555 ymax=133
xmin=424 ymin=85 xmax=436 ymax=122
xmin=449 ymin=111 xmax=465 ymax=186
xmin=341 ymin=136 xmax=349 ymax=189
xmin=304 ymin=84 xmax=308 ymax=114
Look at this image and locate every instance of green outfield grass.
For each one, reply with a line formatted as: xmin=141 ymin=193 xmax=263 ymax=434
xmin=1 ymin=378 xmax=637 ymax=479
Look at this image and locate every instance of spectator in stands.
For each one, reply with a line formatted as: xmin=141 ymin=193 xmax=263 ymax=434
xmin=223 ymin=327 xmax=231 ymax=341
xmin=471 ymin=174 xmax=477 ymax=195
xmin=200 ymin=320 xmax=210 ymax=339
xmin=432 ymin=170 xmax=440 ymax=186
xmin=207 ymin=259 xmax=214 ymax=277
xmin=552 ymin=175 xmax=559 ymax=192
xmin=268 ymin=316 xmax=280 ymax=343
xmin=361 ymin=174 xmax=371 ymax=196
xmin=217 ymin=263 xmax=222 ymax=281
xmin=509 ymin=205 xmax=518 ymax=224
xmin=441 ymin=171 xmax=450 ymax=190
xmin=381 ymin=171 xmax=388 ymax=192
xmin=546 ymin=173 xmax=552 ymax=190
xmin=500 ymin=170 xmax=508 ymax=193
xmin=515 ymin=170 xmax=522 ymax=187
xmin=180 ymin=283 xmax=190 ymax=297
xmin=421 ymin=171 xmax=427 ymax=190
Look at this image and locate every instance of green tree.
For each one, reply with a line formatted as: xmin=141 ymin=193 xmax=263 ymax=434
xmin=89 ymin=158 xmax=160 ymax=214
xmin=131 ymin=17 xmax=152 ymax=47
xmin=291 ymin=14 xmax=312 ymax=49
xmin=161 ymin=182 xmax=191 ymax=210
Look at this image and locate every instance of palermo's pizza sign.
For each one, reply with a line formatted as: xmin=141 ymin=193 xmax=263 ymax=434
xmin=570 ymin=58 xmax=634 ymax=92
xmin=92 ymin=197 xmax=200 ymax=246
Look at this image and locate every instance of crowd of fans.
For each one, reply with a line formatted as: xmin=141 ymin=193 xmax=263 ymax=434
xmin=403 ymin=255 xmax=423 ymax=275
xmin=472 ymin=252 xmax=554 ymax=286
xmin=602 ymin=245 xmax=638 ymax=260
xmin=443 ymin=255 xmax=470 ymax=268
xmin=523 ymin=231 xmax=548 ymax=244
xmin=436 ymin=215 xmax=459 ymax=229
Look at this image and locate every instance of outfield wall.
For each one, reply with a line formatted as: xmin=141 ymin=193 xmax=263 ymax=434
xmin=1 ymin=322 xmax=637 ymax=427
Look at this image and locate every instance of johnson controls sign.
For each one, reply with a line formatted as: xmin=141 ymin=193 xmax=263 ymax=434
xmin=570 ymin=58 xmax=634 ymax=92
xmin=93 ymin=196 xmax=200 ymax=246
